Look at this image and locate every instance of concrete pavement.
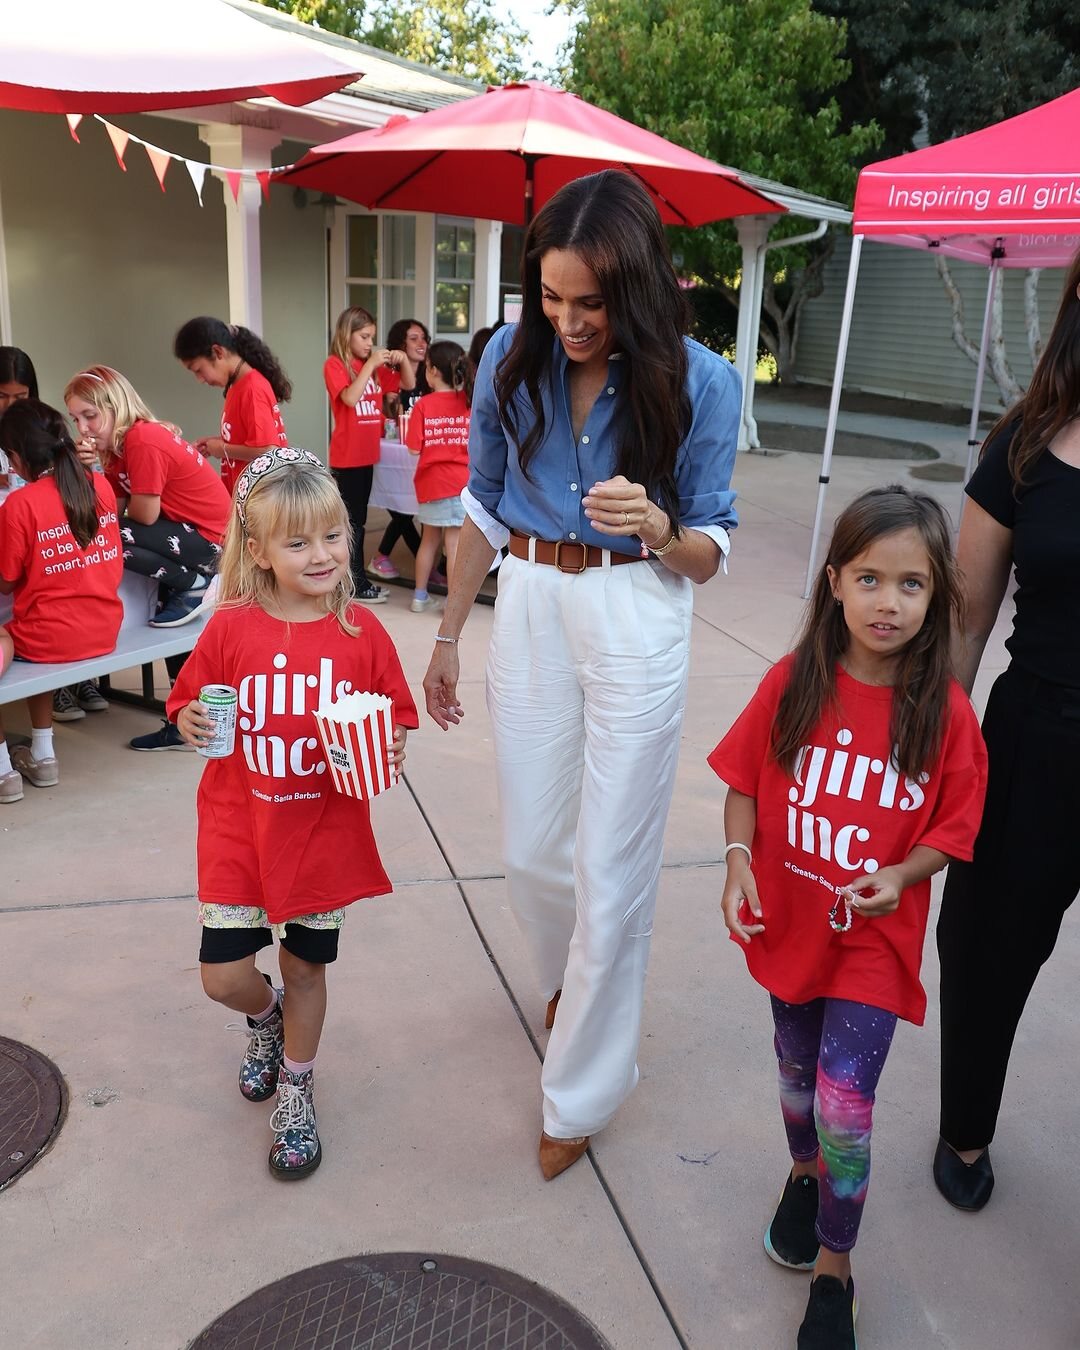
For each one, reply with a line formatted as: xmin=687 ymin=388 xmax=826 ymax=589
xmin=2 ymin=440 xmax=1075 ymax=1350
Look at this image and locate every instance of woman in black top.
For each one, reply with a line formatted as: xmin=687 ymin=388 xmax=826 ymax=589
xmin=934 ymin=251 xmax=1080 ymax=1211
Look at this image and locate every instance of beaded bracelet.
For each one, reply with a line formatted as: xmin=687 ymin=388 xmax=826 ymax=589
xmin=433 ymin=635 xmax=459 ymax=645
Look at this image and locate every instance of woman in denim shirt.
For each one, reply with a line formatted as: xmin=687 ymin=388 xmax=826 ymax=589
xmin=423 ymin=170 xmax=740 ymax=1179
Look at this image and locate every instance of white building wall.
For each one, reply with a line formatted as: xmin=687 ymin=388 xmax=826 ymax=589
xmin=793 ymin=233 xmax=1069 ymax=415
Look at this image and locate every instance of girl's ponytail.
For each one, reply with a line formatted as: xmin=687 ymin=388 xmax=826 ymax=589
xmin=174 ymin=316 xmax=292 ymax=403
xmin=452 ymin=354 xmax=474 ymax=409
xmin=232 ymin=326 xmax=293 ymax=403
xmin=0 ymin=400 xmax=98 ymax=548
xmin=427 ymin=340 xmax=471 ymax=406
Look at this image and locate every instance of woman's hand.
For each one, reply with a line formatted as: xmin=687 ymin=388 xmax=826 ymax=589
xmin=74 ymin=437 xmax=99 ymax=469
xmin=844 ymin=867 xmax=903 ymax=918
xmin=177 ymin=700 xmax=213 ymax=749
xmin=390 ymin=725 xmax=408 ymax=772
xmin=584 ymin=475 xmax=669 ymax=543
xmin=721 ymin=859 xmax=765 ymax=943
xmin=384 ymin=349 xmax=409 ymax=369
xmin=422 ymin=642 xmax=464 ymax=730
xmin=196 ymin=436 xmax=225 ymax=459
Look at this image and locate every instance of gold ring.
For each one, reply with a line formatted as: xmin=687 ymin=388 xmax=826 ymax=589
xmin=622 ymin=510 xmax=630 ymax=526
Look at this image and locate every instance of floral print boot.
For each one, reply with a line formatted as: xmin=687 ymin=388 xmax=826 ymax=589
xmin=237 ymin=989 xmax=284 ymax=1102
xmin=268 ymin=1064 xmax=321 ymax=1180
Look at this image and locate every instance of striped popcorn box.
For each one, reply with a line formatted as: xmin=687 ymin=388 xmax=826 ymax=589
xmin=313 ymin=691 xmax=398 ymax=800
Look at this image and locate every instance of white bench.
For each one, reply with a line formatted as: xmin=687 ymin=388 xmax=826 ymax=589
xmin=0 ymin=573 xmax=208 ymax=713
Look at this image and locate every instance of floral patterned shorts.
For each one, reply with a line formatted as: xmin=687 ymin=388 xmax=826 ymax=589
xmin=199 ymin=903 xmax=346 ymax=943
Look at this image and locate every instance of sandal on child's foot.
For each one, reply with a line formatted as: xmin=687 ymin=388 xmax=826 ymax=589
xmin=796 ymin=1274 xmax=857 ymax=1350
xmin=764 ymin=1170 xmax=820 ymax=1270
xmin=268 ymin=1065 xmax=322 ymax=1180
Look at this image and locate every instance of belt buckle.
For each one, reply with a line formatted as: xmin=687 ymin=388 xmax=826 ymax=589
xmin=553 ymin=540 xmax=587 ymax=574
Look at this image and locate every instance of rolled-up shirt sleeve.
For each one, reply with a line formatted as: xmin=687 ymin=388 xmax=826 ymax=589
xmin=676 ymin=344 xmax=740 ymax=535
xmin=466 ymin=327 xmax=514 ymax=525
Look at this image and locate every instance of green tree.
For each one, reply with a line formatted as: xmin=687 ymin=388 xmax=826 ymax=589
xmin=565 ymin=0 xmax=880 ymax=379
xmin=255 ymin=0 xmax=529 ymax=84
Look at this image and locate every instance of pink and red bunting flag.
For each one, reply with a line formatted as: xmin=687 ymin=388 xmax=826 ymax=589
xmin=105 ymin=122 xmax=130 ymax=171
xmin=256 ymin=170 xmax=272 ymax=203
xmin=224 ymin=170 xmax=242 ymax=203
xmin=65 ymin=114 xmax=82 ymax=143
xmin=144 ymin=145 xmax=171 ymax=192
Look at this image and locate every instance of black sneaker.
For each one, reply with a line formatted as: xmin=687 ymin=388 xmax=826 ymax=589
xmin=764 ymin=1171 xmax=820 ymax=1270
xmin=129 ymin=720 xmax=192 ymax=752
xmin=797 ymin=1275 xmax=857 ymax=1350
xmin=149 ymin=590 xmax=205 ymax=628
xmin=52 ymin=686 xmax=87 ymax=722
xmin=355 ymin=579 xmax=389 ymax=605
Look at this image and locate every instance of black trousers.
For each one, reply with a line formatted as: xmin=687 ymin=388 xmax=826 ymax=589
xmin=119 ymin=515 xmax=218 ymax=593
xmin=937 ymin=665 xmax=1080 ymax=1149
xmin=332 ymin=466 xmax=373 ymax=583
xmin=378 ymin=509 xmax=421 ymax=559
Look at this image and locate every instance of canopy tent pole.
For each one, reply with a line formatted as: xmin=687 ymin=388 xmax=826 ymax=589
xmin=733 ymin=216 xmax=770 ymax=450
xmin=0 ymin=178 xmax=12 ymax=345
xmin=804 ymin=233 xmax=863 ymax=599
xmin=963 ymin=252 xmax=1001 ymax=484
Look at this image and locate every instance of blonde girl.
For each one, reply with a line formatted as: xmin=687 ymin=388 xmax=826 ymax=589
xmin=168 ymin=448 xmax=418 ymax=1179
xmin=322 ymin=306 xmax=414 ymax=604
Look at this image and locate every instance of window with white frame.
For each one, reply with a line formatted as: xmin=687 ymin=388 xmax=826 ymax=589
xmin=345 ymin=212 xmax=417 ymax=336
xmin=435 ymin=217 xmax=475 ymax=333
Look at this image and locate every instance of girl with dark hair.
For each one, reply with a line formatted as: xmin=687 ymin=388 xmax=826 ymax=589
xmin=422 ymin=169 xmax=739 ymax=1179
xmin=0 ymin=346 xmax=38 ymax=413
xmin=934 ymin=249 xmax=1080 ymax=1213
xmin=0 ymin=400 xmax=123 ymax=802
xmin=323 ymin=306 xmax=414 ymax=603
xmin=404 ymin=340 xmax=472 ymax=611
xmin=369 ymin=317 xmax=431 ymax=581
xmin=710 ymin=485 xmax=986 ymax=1350
xmin=174 ymin=316 xmax=290 ymax=496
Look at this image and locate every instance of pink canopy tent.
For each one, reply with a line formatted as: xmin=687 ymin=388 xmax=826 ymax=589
xmin=0 ymin=0 xmax=362 ymax=112
xmin=805 ymin=84 xmax=1080 ymax=593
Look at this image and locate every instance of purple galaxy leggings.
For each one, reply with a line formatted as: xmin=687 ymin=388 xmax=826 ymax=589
xmin=770 ymin=995 xmax=898 ymax=1253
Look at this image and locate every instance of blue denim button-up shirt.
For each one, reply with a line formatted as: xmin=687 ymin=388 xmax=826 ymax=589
xmin=464 ymin=325 xmax=739 ymax=556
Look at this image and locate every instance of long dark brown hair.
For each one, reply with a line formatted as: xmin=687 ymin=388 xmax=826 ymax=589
xmin=174 ymin=316 xmax=292 ymax=402
xmin=773 ymin=485 xmax=962 ymax=780
xmin=0 ymin=399 xmax=98 ymax=548
xmin=495 ymin=170 xmax=691 ymax=534
xmin=984 ymin=247 xmax=1080 ymax=486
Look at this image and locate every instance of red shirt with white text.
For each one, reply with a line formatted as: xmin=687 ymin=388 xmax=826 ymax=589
xmin=405 ymin=389 xmax=470 ymax=503
xmin=220 ymin=368 xmax=287 ymax=494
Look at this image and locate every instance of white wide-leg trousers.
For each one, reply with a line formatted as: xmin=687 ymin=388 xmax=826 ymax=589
xmin=486 ymin=551 xmax=693 ymax=1137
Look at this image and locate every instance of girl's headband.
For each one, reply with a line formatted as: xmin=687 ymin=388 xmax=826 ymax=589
xmin=234 ymin=447 xmax=324 ymax=528
xmin=76 ymin=371 xmax=105 ymax=382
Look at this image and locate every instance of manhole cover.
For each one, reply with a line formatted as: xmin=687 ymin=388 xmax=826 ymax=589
xmin=190 ymin=1252 xmax=612 ymax=1350
xmin=0 ymin=1037 xmax=67 ymax=1190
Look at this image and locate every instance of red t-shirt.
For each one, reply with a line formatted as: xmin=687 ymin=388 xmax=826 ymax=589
xmin=105 ymin=420 xmax=231 ymax=545
xmin=405 ymin=389 xmax=470 ymax=503
xmin=166 ymin=602 xmax=419 ymax=924
xmin=220 ymin=369 xmax=287 ymax=494
xmin=0 ymin=475 xmax=122 ymax=662
xmin=323 ymin=357 xmax=401 ymax=470
xmin=707 ymin=656 xmax=988 ymax=1024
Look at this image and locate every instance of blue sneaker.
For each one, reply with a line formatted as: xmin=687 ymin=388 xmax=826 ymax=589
xmin=149 ymin=590 xmax=205 ymax=628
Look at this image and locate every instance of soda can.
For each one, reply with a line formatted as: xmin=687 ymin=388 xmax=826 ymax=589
xmin=198 ymin=684 xmax=238 ymax=759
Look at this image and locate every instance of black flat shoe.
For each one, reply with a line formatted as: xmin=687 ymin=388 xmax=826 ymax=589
xmin=933 ymin=1137 xmax=994 ymax=1211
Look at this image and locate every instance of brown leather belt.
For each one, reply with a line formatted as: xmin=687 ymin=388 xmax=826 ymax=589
xmin=508 ymin=530 xmax=645 ymax=574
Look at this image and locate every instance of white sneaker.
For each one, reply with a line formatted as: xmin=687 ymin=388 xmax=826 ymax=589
xmin=411 ymin=594 xmax=435 ymax=613
xmin=0 ymin=768 xmax=23 ymax=804
xmin=11 ymin=745 xmax=59 ymax=788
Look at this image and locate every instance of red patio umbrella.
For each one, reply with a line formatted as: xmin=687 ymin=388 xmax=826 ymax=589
xmin=0 ymin=0 xmax=362 ymax=113
xmin=278 ymin=80 xmax=785 ymax=226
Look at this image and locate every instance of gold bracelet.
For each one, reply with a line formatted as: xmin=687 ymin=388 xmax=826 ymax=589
xmin=644 ymin=523 xmax=678 ymax=557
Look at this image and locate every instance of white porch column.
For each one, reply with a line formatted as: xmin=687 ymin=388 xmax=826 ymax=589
xmin=0 ymin=176 xmax=12 ymax=345
xmin=199 ymin=124 xmax=282 ymax=333
xmin=733 ymin=215 xmax=775 ymax=451
xmin=414 ymin=212 xmax=436 ymax=331
xmin=474 ymin=218 xmax=503 ymax=328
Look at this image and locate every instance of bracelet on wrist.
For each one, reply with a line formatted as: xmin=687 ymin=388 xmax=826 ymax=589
xmin=434 ymin=634 xmax=459 ymax=645
xmin=723 ymin=841 xmax=752 ymax=866
xmin=641 ymin=517 xmax=677 ymax=556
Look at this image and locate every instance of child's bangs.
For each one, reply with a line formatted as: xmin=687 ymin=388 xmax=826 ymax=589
xmin=253 ymin=466 xmax=350 ymax=541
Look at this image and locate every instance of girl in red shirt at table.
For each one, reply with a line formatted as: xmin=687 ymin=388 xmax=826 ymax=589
xmin=65 ymin=366 xmax=231 ymax=630
xmin=369 ymin=317 xmax=430 ymax=580
xmin=174 ymin=316 xmax=290 ymax=498
xmin=322 ymin=306 xmax=414 ymax=605
xmin=0 ymin=400 xmax=122 ymax=803
xmin=708 ymin=486 xmax=987 ymax=1350
xmin=405 ymin=340 xmax=471 ymax=613
xmin=169 ymin=447 xmax=418 ymax=1179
